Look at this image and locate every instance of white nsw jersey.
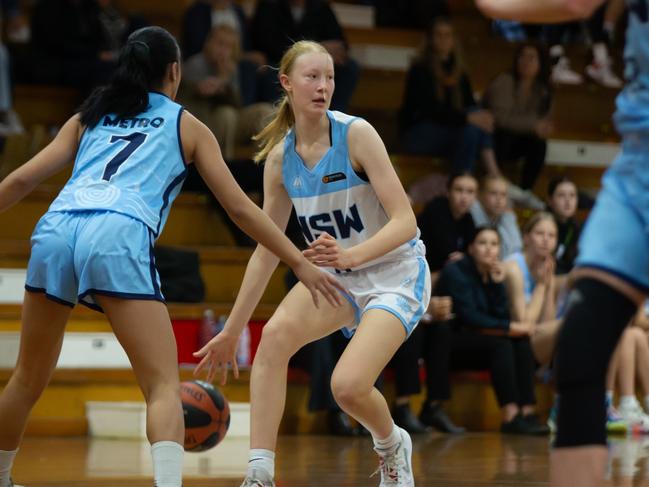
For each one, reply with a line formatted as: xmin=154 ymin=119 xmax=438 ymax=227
xmin=282 ymin=110 xmax=425 ymax=272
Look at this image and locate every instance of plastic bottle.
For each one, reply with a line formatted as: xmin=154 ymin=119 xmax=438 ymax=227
xmin=236 ymin=323 xmax=251 ymax=367
xmin=199 ymin=309 xmax=226 ymax=347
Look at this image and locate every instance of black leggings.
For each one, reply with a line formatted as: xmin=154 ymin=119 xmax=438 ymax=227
xmin=392 ymin=322 xmax=537 ymax=407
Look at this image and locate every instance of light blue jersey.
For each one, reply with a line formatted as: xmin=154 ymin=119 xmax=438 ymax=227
xmin=282 ymin=110 xmax=424 ymax=271
xmin=49 ymin=92 xmax=187 ymax=236
xmin=615 ymin=0 xmax=649 ymax=134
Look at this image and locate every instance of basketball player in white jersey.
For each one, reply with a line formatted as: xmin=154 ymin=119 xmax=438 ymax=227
xmin=194 ymin=40 xmax=431 ymax=486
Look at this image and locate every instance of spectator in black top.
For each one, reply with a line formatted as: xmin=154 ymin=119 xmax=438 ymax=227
xmin=419 ymin=171 xmax=478 ymax=284
xmin=435 ymin=226 xmax=549 ymax=435
xmin=250 ymin=0 xmax=360 ymax=111
xmin=546 ymin=176 xmax=580 ymax=275
xmin=390 ymin=171 xmax=476 ymax=434
xmin=399 ymin=18 xmax=499 ymax=175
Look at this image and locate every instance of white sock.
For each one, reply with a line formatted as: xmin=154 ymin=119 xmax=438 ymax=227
xmin=248 ymin=449 xmax=275 ymax=478
xmin=606 ymin=390 xmax=614 ymax=405
xmin=151 ymin=441 xmax=183 ymax=487
xmin=620 ymin=395 xmax=638 ymax=411
xmin=0 ymin=449 xmax=18 ymax=487
xmin=373 ymin=423 xmax=401 ymax=455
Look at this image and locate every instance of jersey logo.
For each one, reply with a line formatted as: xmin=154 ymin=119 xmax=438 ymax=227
xmin=292 ymin=176 xmax=303 ymax=188
xmin=322 ymin=172 xmax=346 ymax=184
xmin=298 ymin=203 xmax=365 ymax=242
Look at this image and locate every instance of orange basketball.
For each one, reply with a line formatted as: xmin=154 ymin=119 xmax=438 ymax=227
xmin=180 ymin=380 xmax=230 ymax=452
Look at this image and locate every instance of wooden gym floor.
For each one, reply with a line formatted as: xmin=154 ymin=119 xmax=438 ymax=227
xmin=10 ymin=433 xmax=649 ymax=486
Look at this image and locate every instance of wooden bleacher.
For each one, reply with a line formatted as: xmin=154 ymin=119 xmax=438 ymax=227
xmin=0 ymin=0 xmax=617 ymax=437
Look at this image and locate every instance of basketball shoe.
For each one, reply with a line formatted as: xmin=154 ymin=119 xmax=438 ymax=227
xmin=240 ymin=467 xmax=275 ymax=487
xmin=372 ymin=427 xmax=414 ymax=486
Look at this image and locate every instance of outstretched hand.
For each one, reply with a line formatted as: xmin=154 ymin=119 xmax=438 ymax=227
xmin=193 ymin=330 xmax=239 ymax=385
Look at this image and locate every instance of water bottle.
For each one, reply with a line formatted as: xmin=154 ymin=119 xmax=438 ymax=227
xmin=199 ymin=309 xmax=226 ymax=347
xmin=236 ymin=323 xmax=251 ymax=368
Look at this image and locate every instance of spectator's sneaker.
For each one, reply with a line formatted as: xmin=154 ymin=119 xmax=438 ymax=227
xmin=551 ymin=57 xmax=584 ymax=85
xmin=372 ymin=427 xmax=414 ymax=486
xmin=522 ymin=414 xmax=550 ymax=435
xmin=619 ymin=400 xmax=649 ymax=434
xmin=586 ymin=61 xmax=623 ymax=89
xmin=419 ymin=402 xmax=465 ymax=434
xmin=240 ymin=467 xmax=275 ymax=487
xmin=508 ymin=185 xmax=545 ymax=210
xmin=606 ymin=405 xmax=629 ymax=435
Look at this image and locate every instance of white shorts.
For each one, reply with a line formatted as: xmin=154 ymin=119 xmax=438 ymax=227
xmin=336 ymin=255 xmax=431 ymax=339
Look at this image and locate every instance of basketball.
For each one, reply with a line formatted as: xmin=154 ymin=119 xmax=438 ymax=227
xmin=180 ymin=380 xmax=230 ymax=452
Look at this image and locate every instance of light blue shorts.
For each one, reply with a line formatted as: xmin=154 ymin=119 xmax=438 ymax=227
xmin=25 ymin=210 xmax=164 ymax=310
xmin=576 ymin=138 xmax=649 ymax=294
xmin=336 ymin=255 xmax=431 ymax=339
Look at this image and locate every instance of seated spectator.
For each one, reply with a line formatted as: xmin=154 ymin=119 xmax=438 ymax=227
xmin=471 ymin=175 xmax=523 ymax=260
xmin=250 ymin=0 xmax=360 ymax=111
xmin=182 ymin=0 xmax=267 ymax=105
xmin=390 ymin=296 xmax=465 ymax=434
xmin=182 ymin=0 xmax=258 ymax=61
xmin=390 ymin=172 xmax=477 ymax=433
xmin=399 ymin=18 xmax=499 ymax=176
xmin=179 ymin=25 xmax=274 ymax=160
xmin=504 ymin=212 xmax=560 ymax=365
xmin=546 ymin=176 xmax=580 ymax=276
xmin=482 ymin=43 xmax=553 ymax=192
xmin=419 ymin=171 xmax=478 ymax=286
xmin=436 ymin=226 xmax=548 ymax=435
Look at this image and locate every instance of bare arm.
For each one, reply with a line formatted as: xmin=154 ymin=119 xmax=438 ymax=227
xmin=219 ymin=144 xmax=294 ymax=337
xmin=0 ymin=115 xmax=81 ymax=212
xmin=475 ymin=0 xmax=605 ymax=22
xmin=505 ymin=261 xmax=546 ymax=323
xmin=345 ymin=120 xmax=418 ymax=267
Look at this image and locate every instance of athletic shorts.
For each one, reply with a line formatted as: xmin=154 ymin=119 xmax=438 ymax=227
xmin=25 ymin=210 xmax=164 ymax=310
xmin=336 ymin=255 xmax=431 ymax=339
xmin=576 ymin=137 xmax=649 ymax=294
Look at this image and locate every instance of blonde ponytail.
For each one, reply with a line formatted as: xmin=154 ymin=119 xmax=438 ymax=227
xmin=253 ymin=96 xmax=294 ymax=163
xmin=252 ymin=40 xmax=330 ymax=163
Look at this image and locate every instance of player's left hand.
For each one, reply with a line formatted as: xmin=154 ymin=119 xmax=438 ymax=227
xmin=303 ymin=232 xmax=355 ymax=270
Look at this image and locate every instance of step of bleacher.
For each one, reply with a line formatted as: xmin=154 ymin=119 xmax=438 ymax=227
xmin=0 ymin=185 xmax=235 ymax=246
xmin=0 ymin=241 xmax=288 ymax=305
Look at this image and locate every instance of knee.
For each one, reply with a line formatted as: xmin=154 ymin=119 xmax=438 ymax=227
xmin=330 ymin=371 xmax=370 ymax=410
xmin=11 ymin=365 xmax=51 ymax=404
xmin=255 ymin=317 xmax=301 ymax=365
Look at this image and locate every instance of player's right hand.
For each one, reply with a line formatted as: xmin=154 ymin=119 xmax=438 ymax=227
xmin=193 ymin=329 xmax=239 ymax=386
xmin=293 ymin=259 xmax=344 ymax=309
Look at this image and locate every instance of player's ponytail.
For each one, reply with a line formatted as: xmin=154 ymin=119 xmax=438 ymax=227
xmin=79 ymin=26 xmax=180 ymax=128
xmin=253 ymin=40 xmax=330 ymax=163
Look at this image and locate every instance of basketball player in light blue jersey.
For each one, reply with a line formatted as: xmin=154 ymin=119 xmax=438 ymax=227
xmin=0 ymin=27 xmax=342 ymax=487
xmin=477 ymin=1 xmax=649 ymax=486
xmin=193 ymin=40 xmax=431 ymax=487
